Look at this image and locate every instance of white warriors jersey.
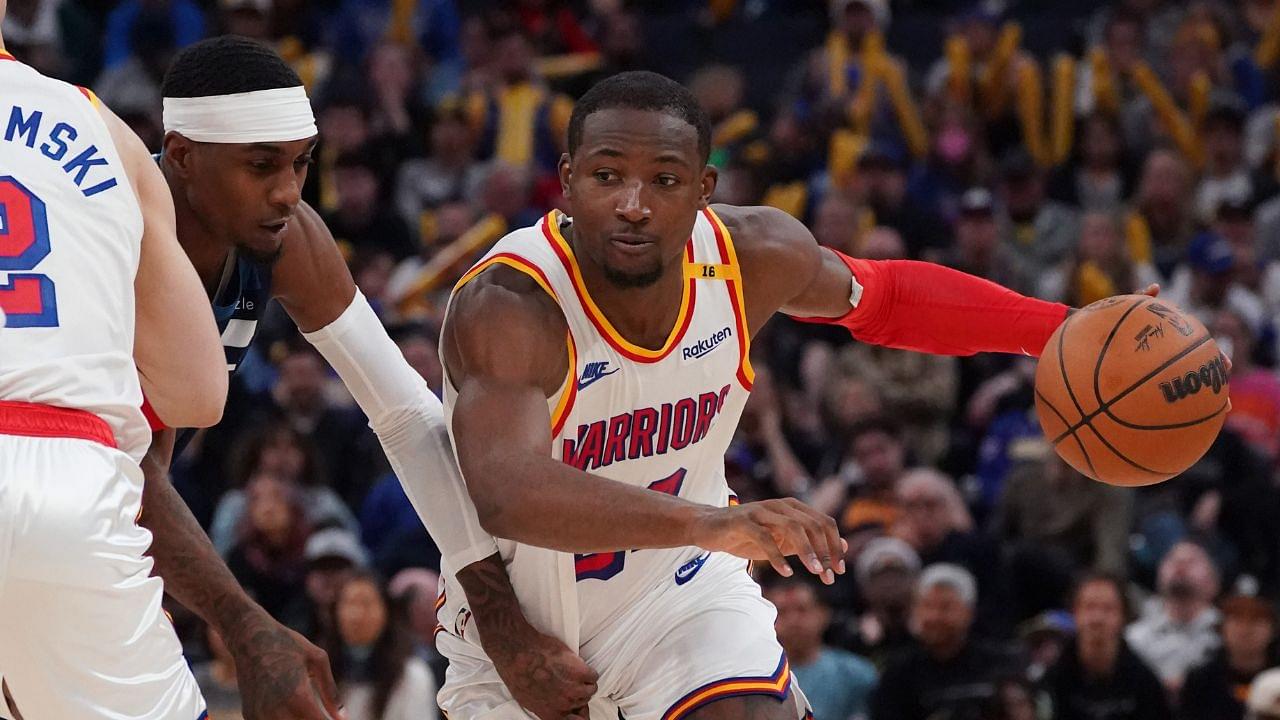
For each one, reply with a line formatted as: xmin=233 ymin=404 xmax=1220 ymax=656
xmin=441 ymin=209 xmax=755 ymax=650
xmin=0 ymin=52 xmax=148 ymax=459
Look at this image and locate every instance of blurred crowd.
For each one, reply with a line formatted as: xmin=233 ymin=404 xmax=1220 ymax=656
xmin=14 ymin=0 xmax=1280 ymax=717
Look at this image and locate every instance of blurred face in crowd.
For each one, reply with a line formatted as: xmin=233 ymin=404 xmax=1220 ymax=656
xmin=912 ymin=584 xmax=973 ymax=658
xmin=997 ymin=681 xmax=1037 ymax=720
xmin=1139 ymin=149 xmax=1191 ymax=215
xmin=368 ymin=41 xmax=415 ymax=100
xmin=863 ymin=162 xmax=908 ymax=211
xmin=600 ymin=11 xmax=642 ymax=66
xmin=483 ymin=163 xmax=533 ymax=222
xmin=863 ymin=564 xmax=918 ymax=616
xmin=690 ymin=66 xmax=744 ymax=123
xmin=336 ymin=164 xmax=380 ymax=220
xmin=1105 ymin=17 xmax=1144 ymax=72
xmin=956 ymin=211 xmax=999 ymax=260
xmin=560 ymin=107 xmax=715 ymax=289
xmin=163 ymin=135 xmax=316 ymax=264
xmin=255 ymin=427 xmax=306 ymax=482
xmin=306 ymin=557 xmax=356 ymax=611
xmin=353 ymin=251 xmax=394 ymax=304
xmin=223 ymin=7 xmax=270 ymax=40
xmin=812 ymin=195 xmax=861 ymax=254
xmin=1158 ymin=542 xmax=1219 ymax=604
xmin=962 ymin=16 xmax=998 ymax=58
xmin=1212 ymin=309 xmax=1252 ymax=366
xmin=277 ymin=350 xmax=327 ymax=414
xmin=337 ymin=577 xmax=388 ymax=649
xmin=823 ymin=376 xmax=883 ymax=429
xmin=1074 ymin=579 xmax=1125 ymax=653
xmin=840 ymin=2 xmax=878 ymax=44
xmin=1081 ymin=115 xmax=1122 ymax=169
xmin=1205 ymin=120 xmax=1244 ymax=175
xmin=318 ymin=104 xmax=369 ymax=154
xmin=431 ymin=114 xmax=473 ymax=165
xmin=767 ymin=583 xmax=829 ymax=661
xmin=493 ymin=32 xmax=534 ymax=83
xmin=898 ymin=475 xmax=954 ymax=550
xmin=1078 ymin=212 xmax=1123 ymax=265
xmin=398 ymin=333 xmax=443 ymax=393
xmin=246 ymin=473 xmax=297 ymax=547
xmin=861 ymin=227 xmax=907 ymax=260
xmin=850 ymin=429 xmax=904 ymax=490
xmin=1223 ymin=612 xmax=1276 ymax=666
xmin=1001 ymin=173 xmax=1045 ymax=222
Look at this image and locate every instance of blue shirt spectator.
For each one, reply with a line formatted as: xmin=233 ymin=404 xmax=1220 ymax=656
xmin=102 ymin=0 xmax=205 ymax=70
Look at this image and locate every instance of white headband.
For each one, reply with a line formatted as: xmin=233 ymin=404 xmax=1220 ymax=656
xmin=162 ymin=86 xmax=317 ymax=144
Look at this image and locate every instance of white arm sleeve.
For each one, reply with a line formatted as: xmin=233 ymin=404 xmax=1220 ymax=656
xmin=302 ymin=290 xmax=499 ymax=570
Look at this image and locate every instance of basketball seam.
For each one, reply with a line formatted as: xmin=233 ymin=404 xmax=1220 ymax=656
xmin=1035 ymin=388 xmax=1098 ymax=479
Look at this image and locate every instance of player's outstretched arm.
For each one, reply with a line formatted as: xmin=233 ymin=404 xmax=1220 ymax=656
xmin=139 ymin=430 xmax=342 ymax=720
xmin=724 ymin=204 xmax=1071 ymax=358
xmin=445 ymin=267 xmax=845 ymax=582
xmin=278 ymin=206 xmax=598 ymax=718
xmin=101 ymin=102 xmax=226 ymax=427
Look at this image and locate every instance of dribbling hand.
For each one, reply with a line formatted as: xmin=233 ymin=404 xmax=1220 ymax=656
xmin=229 ymin=613 xmax=343 ymax=720
xmin=693 ymin=499 xmax=847 ymax=584
xmin=488 ymin=623 xmax=598 ymax=720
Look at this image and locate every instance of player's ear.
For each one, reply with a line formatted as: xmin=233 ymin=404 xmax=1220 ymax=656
xmin=558 ymin=152 xmax=572 ymax=199
xmin=160 ymin=131 xmax=194 ymax=178
xmin=697 ymin=164 xmax=718 ymax=209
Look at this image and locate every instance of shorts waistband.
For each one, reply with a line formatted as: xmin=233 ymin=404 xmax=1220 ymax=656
xmin=0 ymin=401 xmax=117 ymax=448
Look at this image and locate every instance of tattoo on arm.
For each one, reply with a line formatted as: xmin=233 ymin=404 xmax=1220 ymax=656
xmin=456 ymin=554 xmax=554 ymax=684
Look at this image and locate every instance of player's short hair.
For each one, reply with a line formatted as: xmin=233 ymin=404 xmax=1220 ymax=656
xmin=568 ymin=71 xmax=712 ymax=165
xmin=161 ymin=35 xmax=302 ymax=98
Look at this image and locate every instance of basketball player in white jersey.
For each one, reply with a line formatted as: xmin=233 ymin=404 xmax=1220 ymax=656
xmin=0 ymin=4 xmax=228 ymax=716
xmin=436 ymin=71 xmax=1077 ymax=719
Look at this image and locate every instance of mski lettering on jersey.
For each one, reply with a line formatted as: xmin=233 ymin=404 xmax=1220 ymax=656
xmin=4 ymin=105 xmax=119 ymax=197
xmin=682 ymin=326 xmax=732 ymax=360
xmin=561 ymin=384 xmax=732 ymax=470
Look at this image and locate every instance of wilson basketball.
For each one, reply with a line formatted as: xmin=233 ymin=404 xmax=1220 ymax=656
xmin=1034 ymin=295 xmax=1228 ymax=487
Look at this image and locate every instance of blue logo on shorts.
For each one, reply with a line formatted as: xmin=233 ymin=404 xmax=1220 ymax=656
xmin=674 ymin=552 xmax=710 ymax=585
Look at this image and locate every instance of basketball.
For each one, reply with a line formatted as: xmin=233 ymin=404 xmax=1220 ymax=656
xmin=1034 ymin=295 xmax=1229 ymax=487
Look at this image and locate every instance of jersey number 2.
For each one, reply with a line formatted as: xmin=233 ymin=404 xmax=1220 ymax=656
xmin=574 ymin=468 xmax=687 ymax=582
xmin=0 ymin=177 xmax=58 ymax=327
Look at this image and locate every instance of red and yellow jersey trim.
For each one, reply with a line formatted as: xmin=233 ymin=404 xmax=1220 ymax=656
xmin=76 ymin=86 xmax=101 ymax=109
xmin=542 ymin=212 xmax=697 ymax=363
xmin=453 ymin=252 xmax=577 ymax=437
xmin=0 ymin=49 xmax=14 ymax=61
xmin=662 ymin=653 xmax=791 ymax=720
xmin=704 ymin=208 xmax=755 ymax=390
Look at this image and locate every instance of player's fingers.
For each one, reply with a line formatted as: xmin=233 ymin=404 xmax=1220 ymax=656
xmin=747 ymin=521 xmax=791 ymax=576
xmin=784 ymin=506 xmax=837 ymax=584
xmin=306 ymin=647 xmax=342 ymax=720
xmin=767 ymin=509 xmax=823 ymax=579
xmin=1138 ymin=283 xmax=1160 ymax=297
xmin=784 ymin=499 xmax=845 ymax=578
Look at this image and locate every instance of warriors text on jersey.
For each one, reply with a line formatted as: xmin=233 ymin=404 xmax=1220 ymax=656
xmin=441 ymin=208 xmax=754 ymax=647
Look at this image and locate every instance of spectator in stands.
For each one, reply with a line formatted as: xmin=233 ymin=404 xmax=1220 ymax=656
xmin=855 ymin=141 xmax=949 ymax=260
xmin=810 ymin=192 xmax=864 ymax=256
xmin=986 ymin=676 xmax=1041 ymax=720
xmin=1246 ymin=667 xmax=1280 ymax=719
xmin=858 ymin=226 xmax=907 ymax=260
xmin=871 ymin=564 xmax=1016 ymax=720
xmin=1039 ymin=209 xmax=1160 ymax=308
xmin=1198 ymin=101 xmax=1254 ymax=222
xmin=225 ymin=473 xmax=312 ymax=630
xmin=764 ymin=575 xmax=878 ymax=720
xmin=835 ymin=536 xmax=921 ymax=667
xmin=388 ymin=568 xmax=447 ymax=687
xmin=213 ymin=424 xmax=359 ymax=556
xmin=218 ymin=0 xmax=272 ymax=42
xmin=1045 ymin=572 xmax=1171 ymax=720
xmin=689 ymin=64 xmax=759 ymax=171
xmin=101 ymin=0 xmax=204 ymax=71
xmin=1215 ymin=193 xmax=1280 ymax=317
xmin=300 ymin=527 xmax=369 ymax=640
xmin=366 ymin=40 xmax=428 ymax=143
xmin=996 ymin=450 xmax=1133 ymax=617
xmin=815 ymin=416 xmax=907 ymax=537
xmin=394 ymin=104 xmax=483 ymax=229
xmin=324 ymin=152 xmax=417 ymax=260
xmin=997 ymin=149 xmax=1080 ymax=283
xmin=328 ymin=572 xmax=438 ymax=720
xmin=943 ymin=187 xmax=1031 ymax=293
xmin=0 ymin=0 xmax=96 ymax=82
xmin=1216 ymin=308 xmax=1280 ymax=463
xmin=1166 ymin=230 xmax=1267 ymax=331
xmin=1127 ymin=541 xmax=1224 ymax=692
xmin=476 ymin=161 xmax=542 ymax=229
xmin=1181 ymin=594 xmax=1279 ymax=720
xmin=325 ymin=0 xmax=459 ymax=68
xmin=1131 ymin=147 xmax=1197 ymax=278
xmin=94 ymin=8 xmax=177 ymax=129
xmin=1020 ymin=610 xmax=1075 ymax=682
xmin=1048 ymin=113 xmax=1135 ymax=212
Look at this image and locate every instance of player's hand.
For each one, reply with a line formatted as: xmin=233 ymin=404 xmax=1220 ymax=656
xmin=693 ymin=499 xmax=847 ymax=584
xmin=488 ymin=623 xmax=598 ymax=720
xmin=1137 ymin=283 xmax=1161 ymax=298
xmin=228 ymin=611 xmax=343 ymax=720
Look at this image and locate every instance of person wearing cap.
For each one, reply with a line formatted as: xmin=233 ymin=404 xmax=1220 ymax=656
xmin=763 ymin=574 xmax=878 ymax=720
xmin=830 ymin=536 xmax=921 ymax=667
xmin=1044 ymin=572 xmax=1170 ymax=720
xmin=943 ymin=186 xmax=1032 ymax=293
xmin=1181 ymin=595 xmax=1279 ymax=720
xmin=1165 ymin=229 xmax=1267 ymax=332
xmin=997 ymin=148 xmax=1081 ymax=284
xmin=856 ymin=140 xmax=950 ymax=259
xmin=870 ymin=564 xmax=1018 ymax=720
xmin=1213 ymin=190 xmax=1280 ymax=320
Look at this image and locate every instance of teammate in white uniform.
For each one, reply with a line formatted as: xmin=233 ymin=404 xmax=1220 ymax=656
xmin=0 ymin=13 xmax=227 ymax=718
xmin=437 ymin=72 xmax=1075 ymax=719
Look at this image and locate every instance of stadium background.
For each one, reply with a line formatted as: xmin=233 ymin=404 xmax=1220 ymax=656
xmin=6 ymin=0 xmax=1280 ymax=717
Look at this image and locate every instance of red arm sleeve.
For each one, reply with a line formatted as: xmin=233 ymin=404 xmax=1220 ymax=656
xmin=792 ymin=252 xmax=1069 ymax=358
xmin=140 ymin=394 xmax=166 ymax=431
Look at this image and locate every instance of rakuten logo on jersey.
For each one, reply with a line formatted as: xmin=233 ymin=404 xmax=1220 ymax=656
xmin=682 ymin=326 xmax=732 ymax=361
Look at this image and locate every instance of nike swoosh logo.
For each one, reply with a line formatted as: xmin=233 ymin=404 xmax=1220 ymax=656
xmin=675 ymin=552 xmax=710 ymax=585
xmin=577 ymin=367 xmax=619 ymax=391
